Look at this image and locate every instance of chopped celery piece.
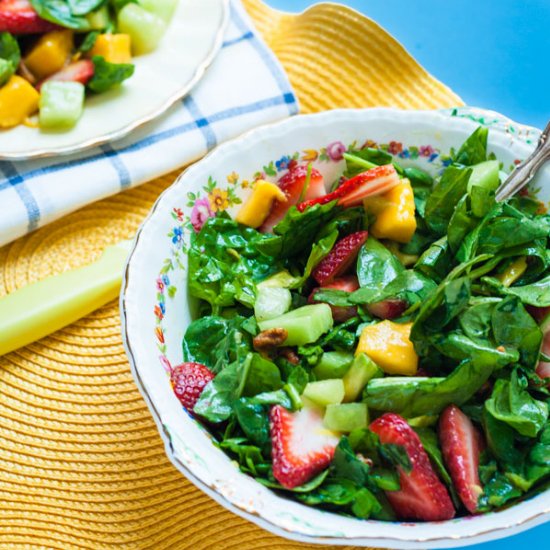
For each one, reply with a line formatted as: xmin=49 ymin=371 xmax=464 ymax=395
xmin=303 ymin=379 xmax=345 ymax=407
xmin=254 ymin=287 xmax=291 ymax=323
xmin=118 ymin=4 xmax=166 ymax=55
xmin=313 ymin=351 xmax=354 ymax=380
xmin=343 ymin=353 xmax=383 ymax=402
xmin=39 ymin=82 xmax=85 ymax=129
xmin=140 ymin=0 xmax=179 ymax=23
xmin=324 ymin=403 xmax=369 ymax=432
xmin=258 ymin=304 xmax=333 ymax=346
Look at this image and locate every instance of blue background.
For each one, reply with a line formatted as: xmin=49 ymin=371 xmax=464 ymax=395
xmin=269 ymin=0 xmax=549 ymax=130
xmin=268 ymin=1 xmax=550 ymax=548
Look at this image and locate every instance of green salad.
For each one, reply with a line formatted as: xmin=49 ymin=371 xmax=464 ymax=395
xmin=170 ymin=127 xmax=550 ymax=522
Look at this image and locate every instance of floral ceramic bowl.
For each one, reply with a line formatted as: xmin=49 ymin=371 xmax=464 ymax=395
xmin=121 ymin=107 xmax=549 ymax=548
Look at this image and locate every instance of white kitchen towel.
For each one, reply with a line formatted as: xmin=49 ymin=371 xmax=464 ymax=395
xmin=0 ymin=0 xmax=298 ymax=247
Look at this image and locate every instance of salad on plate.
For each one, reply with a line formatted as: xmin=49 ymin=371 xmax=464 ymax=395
xmin=0 ymin=0 xmax=178 ymax=130
xmin=170 ymin=127 xmax=550 ymax=522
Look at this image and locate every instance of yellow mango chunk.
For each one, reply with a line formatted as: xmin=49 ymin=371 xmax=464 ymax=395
xmin=0 ymin=76 xmax=40 ymax=129
xmin=25 ymin=30 xmax=74 ymax=80
xmin=364 ymin=179 xmax=417 ymax=243
xmin=496 ymin=257 xmax=527 ymax=287
xmin=235 ymin=180 xmax=286 ymax=228
xmin=356 ymin=320 xmax=418 ymax=375
xmin=89 ymin=34 xmax=132 ymax=64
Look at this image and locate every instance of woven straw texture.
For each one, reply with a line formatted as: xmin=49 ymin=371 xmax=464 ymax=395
xmin=0 ymin=1 xmax=463 ymax=548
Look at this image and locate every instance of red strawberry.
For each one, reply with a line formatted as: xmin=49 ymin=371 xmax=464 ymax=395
xmin=0 ymin=0 xmax=58 ymax=34
xmin=370 ymin=413 xmax=455 ymax=521
xmin=297 ymin=164 xmax=399 ymax=212
xmin=527 ymin=305 xmax=550 ymax=324
xmin=309 ymin=275 xmax=359 ymax=322
xmin=312 ymin=231 xmax=368 ymax=285
xmin=270 ymin=405 xmax=339 ymax=489
xmin=170 ymin=362 xmax=214 ymax=412
xmin=367 ymin=298 xmax=408 ymax=320
xmin=38 ymin=60 xmax=95 ymax=89
xmin=260 ymin=164 xmax=325 ymax=233
xmin=439 ymin=405 xmax=484 ymax=514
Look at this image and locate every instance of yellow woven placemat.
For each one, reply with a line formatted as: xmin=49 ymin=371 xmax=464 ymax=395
xmin=0 ymin=2 xmax=463 ymax=548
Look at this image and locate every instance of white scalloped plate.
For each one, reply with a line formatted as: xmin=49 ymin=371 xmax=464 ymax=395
xmin=0 ymin=0 xmax=229 ymax=160
xmin=121 ymin=107 xmax=549 ymax=549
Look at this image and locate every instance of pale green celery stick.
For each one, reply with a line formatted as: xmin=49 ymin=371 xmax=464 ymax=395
xmin=0 ymin=240 xmax=132 ymax=356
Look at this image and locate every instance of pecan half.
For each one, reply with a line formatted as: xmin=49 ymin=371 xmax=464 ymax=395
xmin=253 ymin=328 xmax=288 ymax=352
xmin=279 ymin=347 xmax=300 ymax=365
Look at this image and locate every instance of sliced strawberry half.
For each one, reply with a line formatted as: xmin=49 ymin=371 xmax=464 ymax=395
xmin=260 ymin=164 xmax=325 ymax=233
xmin=270 ymin=405 xmax=339 ymax=489
xmin=170 ymin=362 xmax=214 ymax=413
xmin=0 ymin=0 xmax=58 ymax=34
xmin=367 ymin=298 xmax=408 ymax=320
xmin=37 ymin=60 xmax=95 ymax=90
xmin=297 ymin=164 xmax=400 ymax=212
xmin=370 ymin=412 xmax=455 ymax=521
xmin=439 ymin=405 xmax=484 ymax=514
xmin=309 ymin=275 xmax=359 ymax=322
xmin=312 ymin=231 xmax=368 ymax=285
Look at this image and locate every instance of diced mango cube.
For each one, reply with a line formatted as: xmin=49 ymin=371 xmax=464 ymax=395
xmin=364 ymin=179 xmax=417 ymax=243
xmin=0 ymin=76 xmax=40 ymax=128
xmin=356 ymin=320 xmax=418 ymax=375
xmin=496 ymin=256 xmax=528 ymax=287
xmin=235 ymin=180 xmax=286 ymax=228
xmin=89 ymin=34 xmax=132 ymax=64
xmin=25 ymin=30 xmax=74 ymax=80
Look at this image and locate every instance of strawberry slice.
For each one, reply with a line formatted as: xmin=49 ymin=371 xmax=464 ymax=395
xmin=260 ymin=164 xmax=325 ymax=233
xmin=270 ymin=405 xmax=339 ymax=489
xmin=439 ymin=405 xmax=484 ymax=514
xmin=0 ymin=0 xmax=58 ymax=34
xmin=367 ymin=298 xmax=408 ymax=320
xmin=38 ymin=60 xmax=95 ymax=90
xmin=370 ymin=413 xmax=455 ymax=521
xmin=297 ymin=164 xmax=400 ymax=212
xmin=312 ymin=231 xmax=368 ymax=285
xmin=309 ymin=275 xmax=359 ymax=322
xmin=527 ymin=305 xmax=550 ymax=324
xmin=170 ymin=362 xmax=214 ymax=413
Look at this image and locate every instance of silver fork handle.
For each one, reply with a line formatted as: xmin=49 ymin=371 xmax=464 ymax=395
xmin=495 ymin=120 xmax=550 ymax=202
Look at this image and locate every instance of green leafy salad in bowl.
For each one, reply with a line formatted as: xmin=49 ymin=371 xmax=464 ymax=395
xmin=167 ymin=125 xmax=550 ymax=523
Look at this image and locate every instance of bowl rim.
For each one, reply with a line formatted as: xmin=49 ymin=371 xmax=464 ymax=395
xmin=0 ymin=0 xmax=230 ymax=161
xmin=120 ymin=106 xmax=548 ymax=547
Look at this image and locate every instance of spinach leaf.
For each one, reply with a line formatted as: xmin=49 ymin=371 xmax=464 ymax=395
xmin=233 ymin=398 xmax=270 ymax=450
xmin=424 ymin=166 xmax=472 ymax=236
xmin=482 ymin=409 xmax=525 ymax=471
xmin=447 ymin=195 xmax=479 ymax=253
xmin=331 ymin=437 xmax=371 ymax=486
xmin=68 ymin=0 xmax=105 ymax=16
xmin=459 ymin=298 xmax=499 ymax=343
xmin=405 ymin=167 xmax=433 ymax=219
xmin=356 ymin=237 xmax=403 ymax=294
xmin=243 ymin=353 xmax=282 ymax=396
xmin=364 ymin=358 xmax=494 ymax=417
xmin=88 ymin=56 xmax=135 ymax=93
xmin=219 ymin=438 xmax=269 ymax=476
xmin=478 ymin=471 xmax=523 ymax=510
xmin=485 ymin=370 xmax=548 ymax=438
xmin=257 ymin=202 xmax=339 ymax=258
xmin=415 ymin=237 xmax=453 ymax=282
xmin=194 ymin=353 xmax=253 ymax=423
xmin=482 ymin=275 xmax=550 ymax=307
xmin=491 ymin=296 xmax=543 ymax=368
xmin=30 ymin=0 xmax=91 ymax=29
xmin=182 ymin=316 xmax=252 ymax=374
xmin=257 ymin=470 xmax=329 ymax=492
xmin=525 ymin=423 xmax=550 ymax=485
xmin=0 ymin=32 xmax=20 ymax=87
xmin=188 ymin=214 xmax=281 ymax=312
xmin=453 ymin=126 xmax=488 ymax=166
